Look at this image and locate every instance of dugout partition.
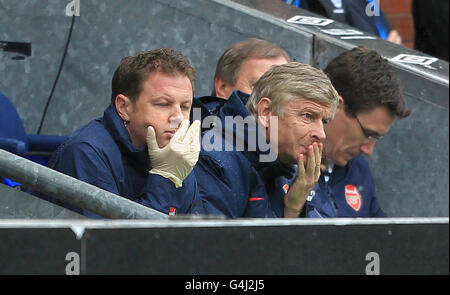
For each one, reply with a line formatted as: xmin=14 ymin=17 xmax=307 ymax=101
xmin=0 ymin=218 xmax=448 ymax=275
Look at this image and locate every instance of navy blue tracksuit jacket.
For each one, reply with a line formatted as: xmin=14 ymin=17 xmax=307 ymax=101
xmin=193 ymin=91 xmax=297 ymax=218
xmin=48 ymin=104 xmax=204 ymax=218
xmin=306 ymin=155 xmax=386 ymax=217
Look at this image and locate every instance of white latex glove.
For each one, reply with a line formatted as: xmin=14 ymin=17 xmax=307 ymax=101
xmin=146 ymin=119 xmax=201 ymax=188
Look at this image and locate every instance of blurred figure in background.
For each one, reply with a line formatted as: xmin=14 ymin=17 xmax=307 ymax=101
xmin=283 ymin=0 xmax=402 ymax=44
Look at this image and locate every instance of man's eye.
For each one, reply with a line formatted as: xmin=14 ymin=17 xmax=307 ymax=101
xmin=368 ymin=133 xmax=381 ymax=139
xmin=302 ymin=113 xmax=313 ymax=120
xmin=322 ymin=119 xmax=330 ymax=125
xmin=182 ymin=105 xmax=191 ymax=111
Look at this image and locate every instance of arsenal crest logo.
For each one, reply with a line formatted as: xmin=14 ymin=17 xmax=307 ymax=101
xmin=344 ymin=185 xmax=362 ymax=211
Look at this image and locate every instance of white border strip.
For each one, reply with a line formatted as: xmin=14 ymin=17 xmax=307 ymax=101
xmin=341 ymin=36 xmax=377 ymax=40
xmin=0 ymin=217 xmax=447 ymax=229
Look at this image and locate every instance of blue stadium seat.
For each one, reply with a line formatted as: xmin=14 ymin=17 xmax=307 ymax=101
xmin=0 ymin=92 xmax=68 ymax=187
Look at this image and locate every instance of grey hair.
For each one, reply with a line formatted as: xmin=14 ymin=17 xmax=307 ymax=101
xmin=246 ymin=62 xmax=339 ymax=119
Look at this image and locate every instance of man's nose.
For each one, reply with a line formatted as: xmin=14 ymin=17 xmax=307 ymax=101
xmin=360 ymin=140 xmax=376 ymax=156
xmin=311 ymin=121 xmax=326 ymax=142
xmin=169 ymin=106 xmax=185 ymax=129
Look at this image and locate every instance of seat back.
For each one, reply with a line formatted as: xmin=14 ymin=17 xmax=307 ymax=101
xmin=0 ymin=92 xmax=30 ymax=187
xmin=0 ymin=92 xmax=28 ymax=146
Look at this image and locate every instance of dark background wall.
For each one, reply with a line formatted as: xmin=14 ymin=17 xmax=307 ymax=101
xmin=0 ymin=0 xmax=448 ymax=217
xmin=0 ymin=0 xmax=312 ymax=136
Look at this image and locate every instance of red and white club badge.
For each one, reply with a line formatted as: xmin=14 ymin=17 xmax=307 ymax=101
xmin=169 ymin=207 xmax=177 ymax=216
xmin=344 ymin=185 xmax=362 ymax=211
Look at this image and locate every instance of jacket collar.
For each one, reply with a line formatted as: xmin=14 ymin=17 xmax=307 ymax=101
xmin=103 ymin=105 xmax=148 ymax=160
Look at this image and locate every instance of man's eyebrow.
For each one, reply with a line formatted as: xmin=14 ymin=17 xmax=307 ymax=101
xmin=302 ymin=107 xmax=329 ymax=117
xmin=153 ymin=96 xmax=192 ymax=104
xmin=323 ymin=115 xmax=333 ymax=122
xmin=153 ymin=96 xmax=173 ymax=102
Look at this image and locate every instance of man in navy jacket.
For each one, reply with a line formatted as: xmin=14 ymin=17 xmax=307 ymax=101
xmin=194 ymin=62 xmax=339 ymax=218
xmin=192 ymin=38 xmax=291 ymax=140
xmin=305 ymin=47 xmax=411 ymax=218
xmin=211 ymin=38 xmax=290 ymax=100
xmin=48 ymin=48 xmax=204 ymax=218
xmin=191 ymin=38 xmax=298 ymax=218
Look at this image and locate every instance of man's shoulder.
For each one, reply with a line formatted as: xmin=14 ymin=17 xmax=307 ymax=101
xmin=199 ymin=147 xmax=250 ymax=172
xmin=329 ymin=155 xmax=372 ymax=184
xmin=193 ymin=96 xmax=227 ymax=116
xmin=52 ymin=119 xmax=117 ymax=164
xmin=66 ymin=119 xmax=115 ymax=150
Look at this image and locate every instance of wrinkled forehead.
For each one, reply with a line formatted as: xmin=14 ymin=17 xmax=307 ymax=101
xmin=285 ymin=97 xmax=332 ymax=116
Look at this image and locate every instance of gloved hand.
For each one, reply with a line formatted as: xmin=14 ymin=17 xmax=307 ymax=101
xmin=146 ymin=119 xmax=201 ymax=188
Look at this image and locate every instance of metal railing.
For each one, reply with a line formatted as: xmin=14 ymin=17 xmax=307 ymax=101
xmin=0 ymin=149 xmax=168 ymax=220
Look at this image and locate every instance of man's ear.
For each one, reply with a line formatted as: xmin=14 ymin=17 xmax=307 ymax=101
xmin=115 ymin=94 xmax=132 ymax=122
xmin=214 ymin=76 xmax=232 ymax=99
xmin=257 ymin=97 xmax=273 ymax=128
xmin=337 ymin=95 xmax=345 ymax=109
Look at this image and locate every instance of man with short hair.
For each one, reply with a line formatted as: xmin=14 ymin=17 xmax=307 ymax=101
xmin=192 ymin=38 xmax=290 ymax=122
xmin=305 ymin=46 xmax=411 ymax=218
xmin=194 ymin=62 xmax=339 ymax=218
xmin=48 ymin=48 xmax=203 ymax=218
xmin=211 ymin=38 xmax=290 ymax=99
